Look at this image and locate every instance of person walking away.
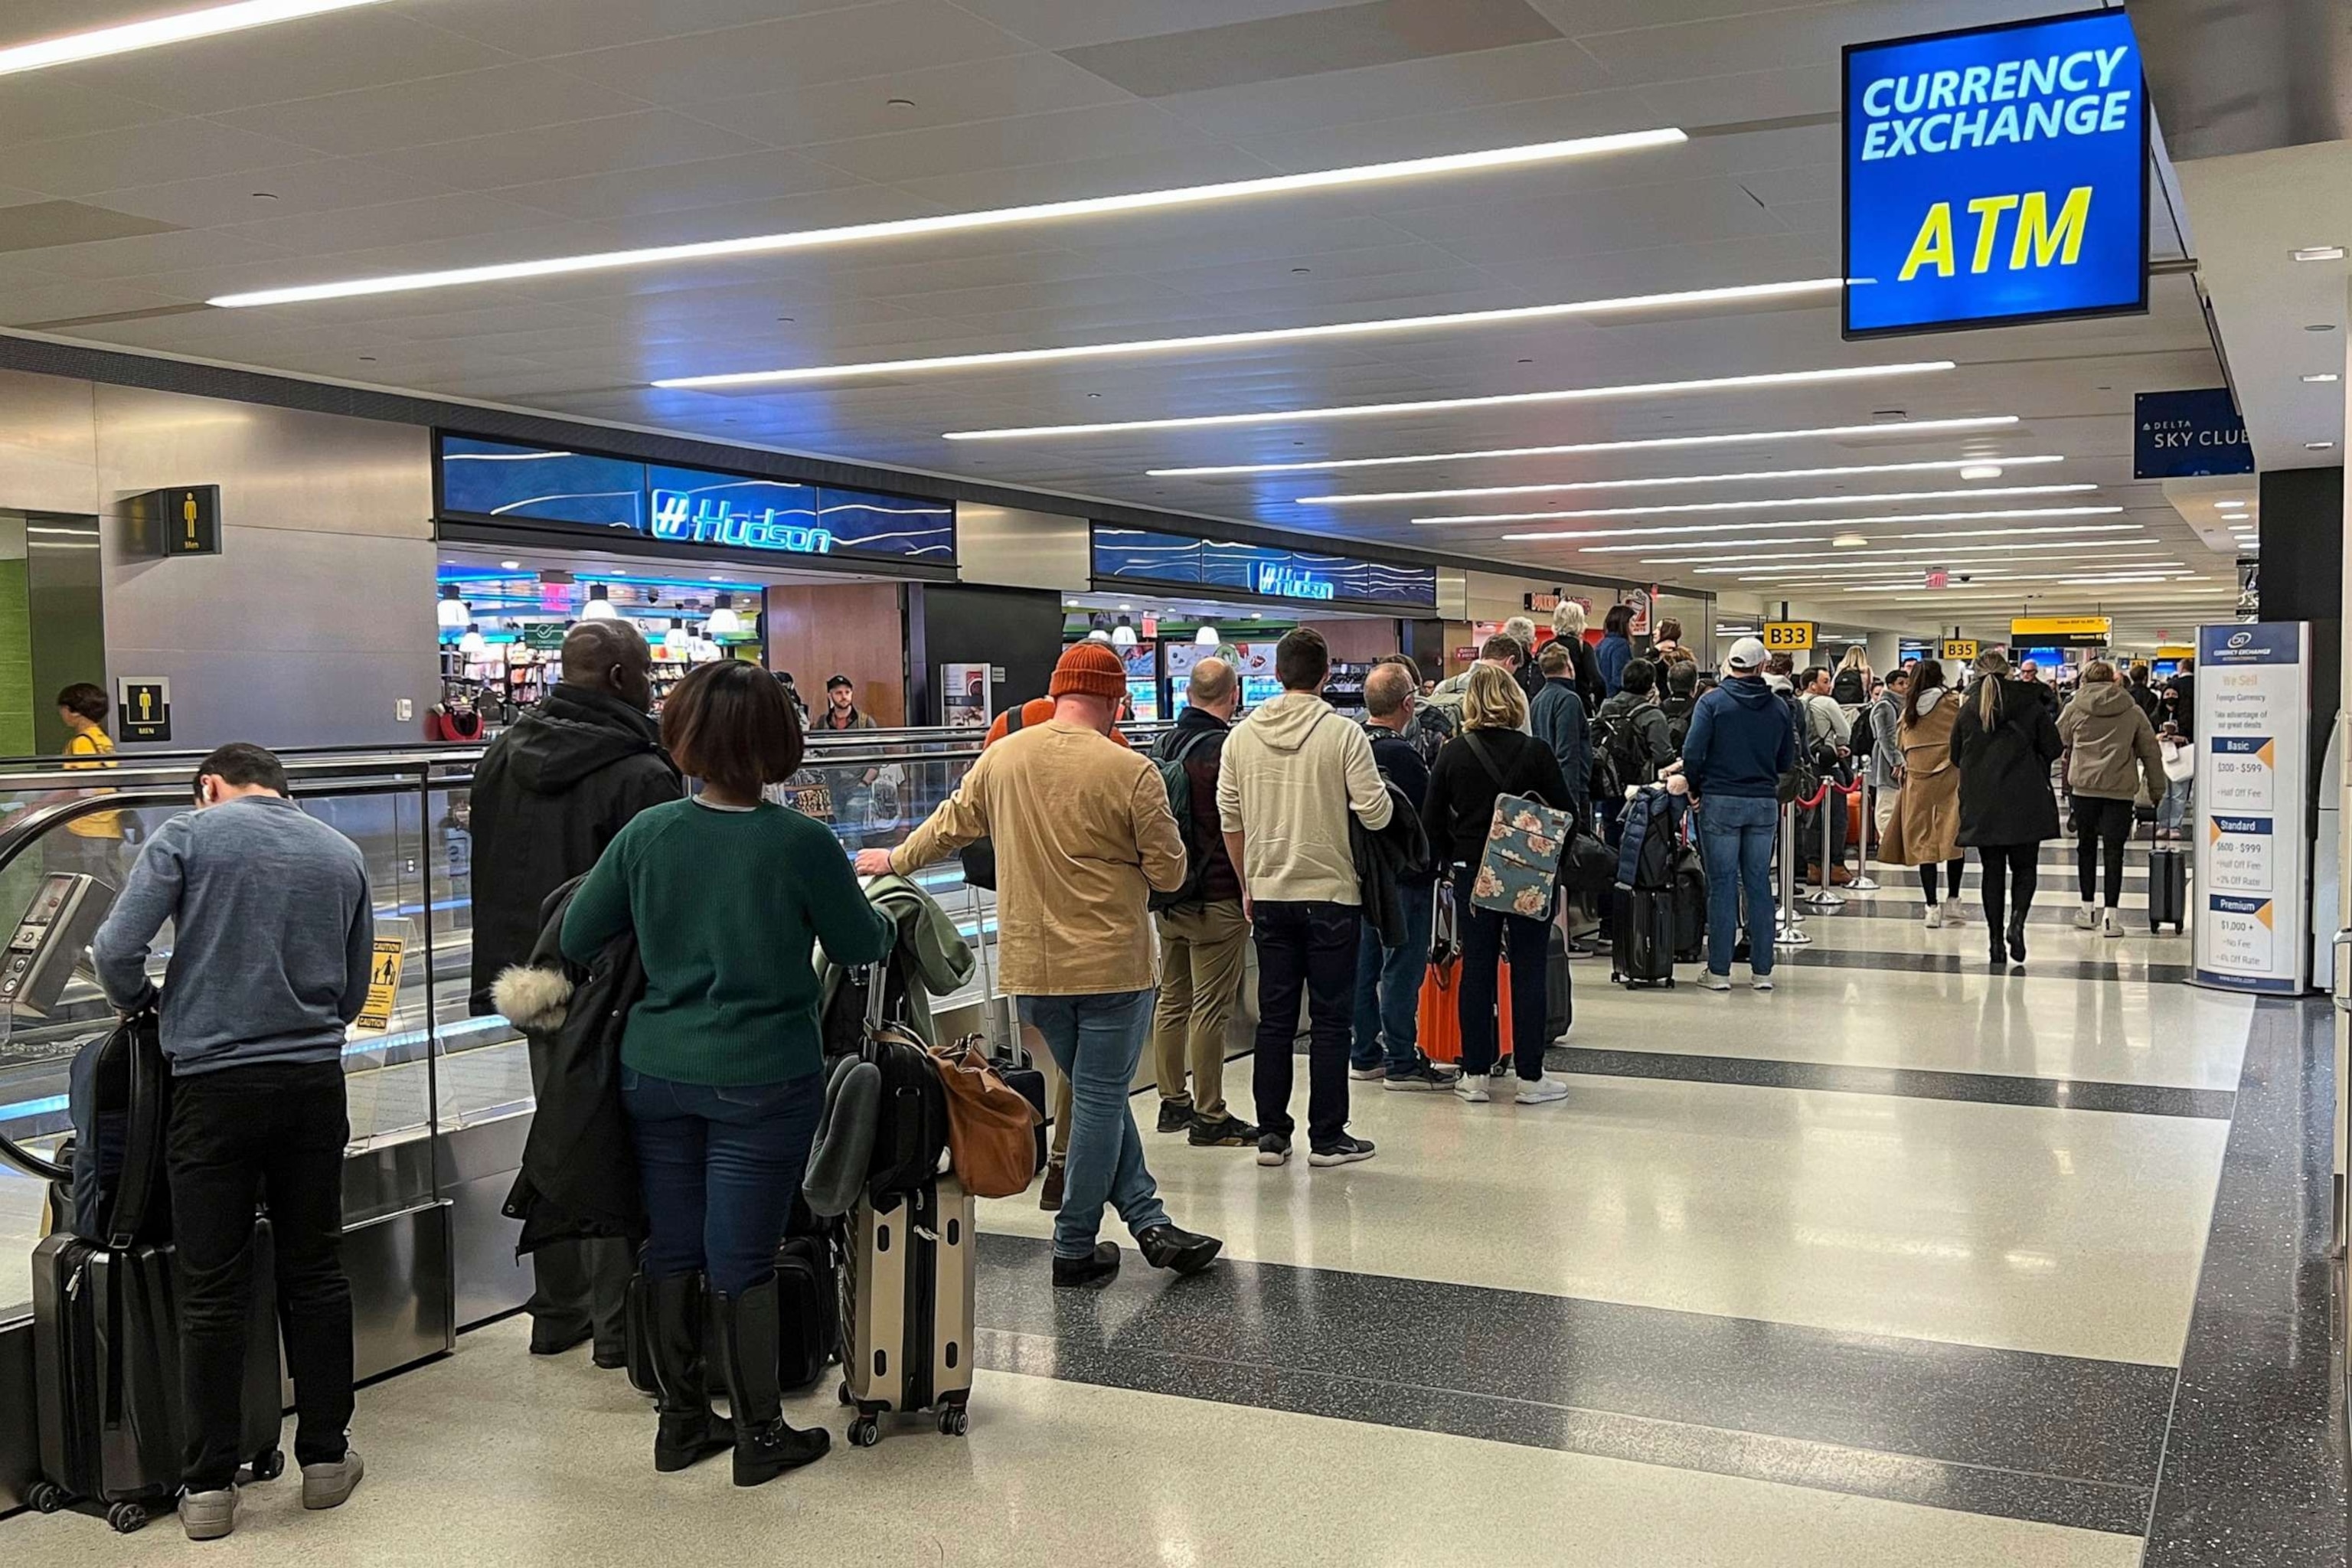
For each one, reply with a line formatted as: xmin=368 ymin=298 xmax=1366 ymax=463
xmin=1679 ymin=639 xmax=1796 ymax=991
xmin=1881 ymin=660 xmax=1967 ymax=927
xmin=2057 ymin=660 xmax=2167 ymax=936
xmin=1551 ymin=599 xmax=1607 ymax=717
xmin=1795 ymin=665 xmax=1854 ymax=885
xmin=564 ymin=663 xmax=890 ymax=1485
xmin=866 ymin=642 xmax=1221 ymax=1289
xmin=91 ymin=744 xmax=372 ymax=1540
xmin=51 ymin=682 xmax=125 ymax=884
xmin=1419 ymin=665 xmax=1576 ymax=1100
xmin=1831 ymin=646 xmax=1871 ymax=706
xmin=1349 ymin=661 xmax=1456 ymax=1090
xmin=1145 ymin=658 xmax=1260 ymax=1148
xmin=2126 ymin=662 xmax=2160 ymax=721
xmin=1595 ymin=604 xmax=1636 ymax=697
xmin=1501 ymin=613 xmax=1547 ymax=707
xmin=1218 ymin=629 xmax=1393 ymax=1168
xmin=1952 ymin=650 xmax=2063 ymax=968
xmin=468 ymin=620 xmax=681 ymax=1366
xmin=1867 ymin=668 xmax=1909 ymax=844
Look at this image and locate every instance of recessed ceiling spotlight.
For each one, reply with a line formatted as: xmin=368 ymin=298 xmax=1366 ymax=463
xmin=214 ymin=127 xmax=1690 ymax=308
xmin=2292 ymin=245 xmax=2347 ymax=262
xmin=1958 ymin=464 xmax=2004 ymax=480
xmin=944 ymin=361 xmax=1955 ymax=440
xmin=2303 ymin=372 xmax=2341 ymax=383
xmin=0 ymin=0 xmax=392 ymax=76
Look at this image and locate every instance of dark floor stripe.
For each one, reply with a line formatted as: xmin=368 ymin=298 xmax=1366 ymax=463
xmin=1770 ymin=946 xmax=2197 ymax=984
xmin=972 ymin=1235 xmax=2171 ymax=1534
xmin=2141 ymin=998 xmax=2350 ymax=1563
xmin=1828 ymin=900 xmax=2178 ymax=930
xmin=1547 ymin=1046 xmax=2235 ymax=1119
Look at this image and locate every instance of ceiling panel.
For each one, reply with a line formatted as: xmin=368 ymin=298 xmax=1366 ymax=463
xmin=50 ymin=10 xmax=517 ymax=113
xmin=549 ymin=1 xmax=1034 ymax=103
xmin=386 ymin=0 xmax=881 ymax=57
xmin=207 ymin=64 xmax=639 ymax=158
xmin=83 ymin=158 xmax=461 ymax=227
xmin=356 ymin=109 xmax=770 ymax=194
xmin=688 ymin=50 xmax=1134 ymax=149
xmin=6 ymin=118 xmax=318 ymax=198
xmin=802 ymin=101 xmax=1225 ymax=183
xmin=946 ymin=0 xmax=1362 ymax=52
xmin=1151 ymin=38 xmax=1619 ymax=140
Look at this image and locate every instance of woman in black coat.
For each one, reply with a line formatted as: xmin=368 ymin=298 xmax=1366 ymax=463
xmin=1951 ymin=651 xmax=2063 ymax=969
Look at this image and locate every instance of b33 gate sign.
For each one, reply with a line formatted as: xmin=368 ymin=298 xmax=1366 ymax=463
xmin=1842 ymin=9 xmax=2148 ymax=339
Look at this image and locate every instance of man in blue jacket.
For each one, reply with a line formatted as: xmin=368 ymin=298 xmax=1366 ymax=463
xmin=1678 ymin=638 xmax=1797 ymax=993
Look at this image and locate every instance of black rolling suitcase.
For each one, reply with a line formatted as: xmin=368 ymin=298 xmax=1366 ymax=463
xmin=1612 ymin=885 xmax=1678 ymax=988
xmin=25 ymin=1014 xmax=283 ymax=1534
xmin=2148 ymin=822 xmax=2188 ymax=934
xmin=1669 ymin=844 xmax=1708 ymax=965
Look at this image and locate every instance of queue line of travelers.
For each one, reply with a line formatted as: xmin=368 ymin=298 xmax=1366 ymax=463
xmin=73 ymin=613 xmax=2194 ymax=1540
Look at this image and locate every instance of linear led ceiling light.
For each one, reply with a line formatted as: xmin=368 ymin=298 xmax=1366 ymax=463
xmin=1578 ymin=521 xmax=2146 ymax=553
xmin=1670 ymin=540 xmax=2158 ymax=569
xmin=942 ymin=361 xmax=1954 ymax=441
xmin=1502 ymin=505 xmax=2125 ymax=541
xmin=1146 ymin=416 xmax=2020 ymax=477
xmin=1298 ymin=455 xmax=2064 ymax=505
xmin=655 ymin=279 xmax=1840 ymax=388
xmin=212 ymin=128 xmax=1687 ymax=309
xmin=1410 ymin=482 xmax=2093 ymax=525
xmin=0 ymin=0 xmax=387 ymax=75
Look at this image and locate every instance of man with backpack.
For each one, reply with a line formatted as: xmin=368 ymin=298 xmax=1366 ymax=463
xmin=1217 ymin=629 xmax=1392 ymax=1169
xmin=1348 ymin=661 xmax=1457 ymax=1090
xmin=1145 ymin=658 xmax=1259 ymax=1149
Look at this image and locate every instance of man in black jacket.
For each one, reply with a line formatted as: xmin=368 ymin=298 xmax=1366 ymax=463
xmin=469 ymin=619 xmax=681 ymax=1364
xmin=1349 ymin=662 xmax=1455 ymax=1091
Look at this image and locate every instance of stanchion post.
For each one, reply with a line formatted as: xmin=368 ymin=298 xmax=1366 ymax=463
xmin=1802 ymin=774 xmax=1846 ymax=912
xmin=1775 ymin=798 xmax=1813 ymax=946
xmin=1848 ymin=766 xmax=1880 ymax=891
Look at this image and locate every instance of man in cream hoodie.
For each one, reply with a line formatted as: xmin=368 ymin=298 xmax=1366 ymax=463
xmin=1217 ymin=629 xmax=1393 ymax=1169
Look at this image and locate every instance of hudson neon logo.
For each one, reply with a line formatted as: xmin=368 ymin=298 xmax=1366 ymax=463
xmin=1256 ymin=564 xmax=1335 ymax=599
xmin=650 ymin=491 xmax=832 ymax=554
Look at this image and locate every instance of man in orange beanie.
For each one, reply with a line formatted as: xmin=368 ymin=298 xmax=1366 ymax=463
xmin=862 ymin=642 xmax=1223 ymax=1289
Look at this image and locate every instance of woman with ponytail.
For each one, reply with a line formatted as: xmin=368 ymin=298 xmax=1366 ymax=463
xmin=1950 ymin=648 xmax=2063 ymax=968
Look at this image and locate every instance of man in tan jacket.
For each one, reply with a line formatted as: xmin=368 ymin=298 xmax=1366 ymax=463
xmin=864 ymin=641 xmax=1222 ymax=1289
xmin=1217 ymin=629 xmax=1392 ymax=1170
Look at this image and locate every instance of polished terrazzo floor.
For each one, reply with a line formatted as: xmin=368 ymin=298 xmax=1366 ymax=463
xmin=8 ymin=844 xmax=2343 ymax=1566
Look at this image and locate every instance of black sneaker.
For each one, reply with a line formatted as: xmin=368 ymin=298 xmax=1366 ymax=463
xmin=1051 ymin=1242 xmax=1121 ymax=1289
xmin=1155 ymin=1099 xmax=1195 ymax=1135
xmin=1308 ymin=1135 xmax=1377 ymax=1168
xmin=1256 ymin=1132 xmax=1291 ymax=1168
xmin=1188 ymin=1112 xmax=1261 ymax=1148
xmin=1383 ymin=1056 xmax=1461 ymax=1091
xmin=1135 ymin=1224 xmax=1223 ymax=1276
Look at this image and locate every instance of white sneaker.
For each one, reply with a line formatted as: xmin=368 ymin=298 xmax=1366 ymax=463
xmin=181 ymin=1485 xmax=240 ymax=1541
xmin=1698 ymin=971 xmax=1733 ymax=991
xmin=1751 ymin=975 xmax=1775 ymax=991
xmin=2073 ymin=905 xmax=2098 ymax=929
xmin=302 ymin=1448 xmax=364 ymax=1511
xmin=2100 ymin=907 xmax=2127 ymax=939
xmin=1942 ymin=903 xmax=1970 ymax=924
xmin=1514 ymin=1077 xmax=1569 ymax=1106
xmin=1453 ymin=1076 xmax=1491 ymax=1103
xmin=1347 ymin=1064 xmax=1384 ymax=1082
xmin=1923 ymin=903 xmax=1945 ymax=929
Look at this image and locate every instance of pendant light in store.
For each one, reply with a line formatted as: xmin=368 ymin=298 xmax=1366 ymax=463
xmin=662 ymin=626 xmax=690 ymax=659
xmin=1195 ymin=625 xmax=1220 ymax=646
xmin=1085 ymin=613 xmax=1113 ymax=642
xmin=1111 ymin=616 xmax=1137 ymax=648
xmin=582 ymin=583 xmax=618 ymax=620
xmin=706 ymin=594 xmax=743 ymax=637
xmin=437 ymin=583 xmax=469 ymax=628
xmin=457 ymin=624 xmax=487 ymax=658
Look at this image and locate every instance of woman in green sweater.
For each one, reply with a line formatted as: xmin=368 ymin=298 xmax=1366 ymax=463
xmin=562 ymin=659 xmax=892 ymax=1488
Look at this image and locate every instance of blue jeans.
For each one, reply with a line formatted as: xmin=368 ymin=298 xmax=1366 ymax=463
xmin=624 ymin=1067 xmax=824 ymax=1297
xmin=1352 ymin=880 xmax=1435 ymax=1072
xmin=1697 ymin=794 xmax=1778 ymax=978
xmin=1019 ymin=990 xmax=1170 ymax=1260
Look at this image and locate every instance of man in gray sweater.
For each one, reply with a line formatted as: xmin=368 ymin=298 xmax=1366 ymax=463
xmin=93 ymin=743 xmax=374 ymax=1542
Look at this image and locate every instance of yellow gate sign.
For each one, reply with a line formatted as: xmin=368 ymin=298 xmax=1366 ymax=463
xmin=1941 ymin=639 xmax=1979 ymax=662
xmin=1762 ymin=621 xmax=1815 ymax=653
xmin=354 ymin=934 xmax=406 ymax=1034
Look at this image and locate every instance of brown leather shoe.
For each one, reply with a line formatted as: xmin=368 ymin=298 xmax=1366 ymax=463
xmin=1039 ymin=1163 xmax=1064 ymax=1212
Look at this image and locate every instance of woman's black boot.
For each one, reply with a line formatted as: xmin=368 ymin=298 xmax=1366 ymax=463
xmin=648 ymin=1274 xmax=733 ymax=1472
xmin=714 ymin=1277 xmax=830 ymax=1487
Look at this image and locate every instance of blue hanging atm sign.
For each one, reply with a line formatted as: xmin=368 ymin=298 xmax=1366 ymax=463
xmin=1843 ymin=9 xmax=2148 ymax=339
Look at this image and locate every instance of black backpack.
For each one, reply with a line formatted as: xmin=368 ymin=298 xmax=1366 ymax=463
xmin=1146 ymin=727 xmax=1217 ymax=913
xmin=957 ymin=704 xmax=1033 ymax=891
xmin=1592 ymin=709 xmax=1648 ymax=798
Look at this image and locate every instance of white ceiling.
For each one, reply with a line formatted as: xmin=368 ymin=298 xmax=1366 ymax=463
xmin=0 ymin=0 xmax=2264 ymax=642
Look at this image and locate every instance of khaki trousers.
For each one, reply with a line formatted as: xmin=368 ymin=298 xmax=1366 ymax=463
xmin=1148 ymin=899 xmax=1250 ymax=1121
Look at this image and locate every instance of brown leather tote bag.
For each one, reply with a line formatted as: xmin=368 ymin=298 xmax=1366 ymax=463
xmin=927 ymin=1034 xmax=1040 ymax=1199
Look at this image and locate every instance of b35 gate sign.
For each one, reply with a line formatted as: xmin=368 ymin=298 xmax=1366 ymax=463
xmin=1843 ymin=9 xmax=2148 ymax=338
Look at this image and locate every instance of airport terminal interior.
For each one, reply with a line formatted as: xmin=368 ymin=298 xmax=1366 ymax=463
xmin=0 ymin=1 xmax=2345 ymax=1563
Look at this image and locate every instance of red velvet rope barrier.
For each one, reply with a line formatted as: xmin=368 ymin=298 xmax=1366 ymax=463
xmin=1790 ymin=778 xmax=1831 ymax=810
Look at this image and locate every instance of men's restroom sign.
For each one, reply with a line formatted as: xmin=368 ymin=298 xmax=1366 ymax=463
xmin=1844 ymin=9 xmax=2148 ymax=337
xmin=116 ymin=676 xmax=172 ymax=743
xmin=2207 ymin=736 xmax=2275 ymax=812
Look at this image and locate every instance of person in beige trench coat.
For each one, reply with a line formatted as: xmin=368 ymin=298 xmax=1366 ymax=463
xmin=1879 ymin=659 xmax=1968 ymax=928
